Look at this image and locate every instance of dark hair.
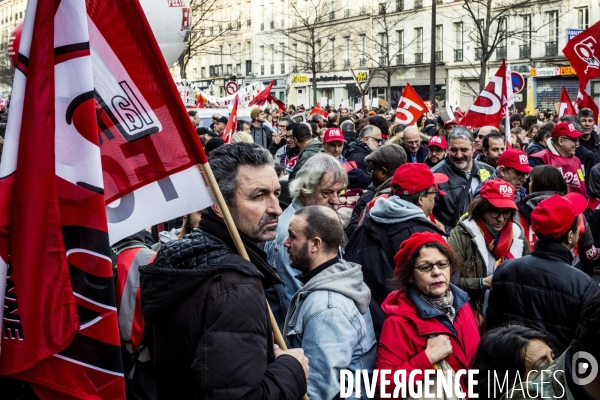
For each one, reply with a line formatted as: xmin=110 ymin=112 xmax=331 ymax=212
xmin=293 ymin=123 xmax=313 ymax=143
xmin=471 ymin=324 xmax=554 ymax=399
xmin=578 ymin=108 xmax=594 ymax=119
xmin=392 ymin=124 xmax=407 ymax=135
xmin=208 ymin=142 xmax=273 ymax=207
xmin=391 ymin=186 xmax=429 ymax=205
xmin=482 ymin=132 xmax=505 ymax=151
xmin=355 ymin=118 xmax=368 ymax=134
xmin=533 ymin=121 xmax=554 ymax=143
xmin=394 ymin=242 xmax=463 ymax=288
xmin=522 ymin=116 xmax=539 ymax=131
xmin=509 ymin=114 xmax=522 ymax=125
xmin=294 ymin=205 xmax=343 ymax=252
xmin=309 ymin=122 xmax=319 ymax=138
xmin=559 ymin=115 xmax=583 ymax=132
xmin=367 ymin=115 xmax=389 ymax=135
xmin=274 ymin=163 xmax=285 ymax=177
xmin=529 ymin=165 xmax=568 ymax=195
xmin=188 ymin=110 xmax=198 ymax=117
xmin=571 ymin=293 xmax=600 ymax=360
xmin=467 ymin=197 xmax=513 ymax=222
xmin=279 ymin=118 xmax=291 ymax=126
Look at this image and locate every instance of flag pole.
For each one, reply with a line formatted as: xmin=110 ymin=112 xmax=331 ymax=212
xmin=198 ymin=162 xmax=308 ymax=399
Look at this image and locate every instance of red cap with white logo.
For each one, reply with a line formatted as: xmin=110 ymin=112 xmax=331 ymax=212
xmin=497 ymin=149 xmax=532 ymax=173
xmin=480 ymin=179 xmax=518 ymax=210
xmin=428 ymin=136 xmax=448 ymax=150
xmin=551 ymin=121 xmax=583 ymax=139
xmin=323 ymin=127 xmax=345 ymax=143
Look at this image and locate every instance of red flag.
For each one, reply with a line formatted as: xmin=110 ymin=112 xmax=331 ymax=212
xmin=268 ymin=94 xmax=286 ymax=110
xmin=574 ymin=86 xmax=599 ymax=122
xmin=309 ymin=103 xmax=329 ymax=117
xmin=195 ymin=93 xmax=204 ymax=108
xmin=558 ymin=87 xmax=578 ymax=118
xmin=395 ymin=83 xmax=428 ymax=125
xmin=222 ymin=95 xmax=239 ymax=143
xmin=562 ymin=21 xmax=600 ymax=87
xmin=460 ymin=59 xmax=508 ymax=128
xmin=0 ymin=0 xmax=214 ymax=397
xmin=248 ymin=80 xmax=275 ymax=107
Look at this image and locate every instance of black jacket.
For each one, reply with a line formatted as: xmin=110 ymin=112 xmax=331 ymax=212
xmin=431 ymin=158 xmax=495 ymax=231
xmin=139 ymin=213 xmax=306 ymax=400
xmin=575 ymin=145 xmax=600 ymax=192
xmin=525 ymin=141 xmax=544 ymax=156
xmin=579 ymin=130 xmax=600 ymax=158
xmin=344 ymin=200 xmax=446 ymax=337
xmin=345 ymin=140 xmax=372 ymax=174
xmin=487 ymin=240 xmax=600 ymax=354
xmin=346 ymin=184 xmax=376 ymax=239
xmin=404 ymin=144 xmax=429 ymax=163
xmin=251 ymin=123 xmax=273 ymax=149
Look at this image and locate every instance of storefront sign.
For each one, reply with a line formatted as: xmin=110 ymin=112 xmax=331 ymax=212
xmin=530 ymin=66 xmax=577 ymax=77
xmin=356 ymin=72 xmax=368 ymax=81
xmin=292 ymin=75 xmax=309 ymax=83
xmin=567 ymin=29 xmax=584 ymax=41
xmin=559 ymin=66 xmax=577 ymax=76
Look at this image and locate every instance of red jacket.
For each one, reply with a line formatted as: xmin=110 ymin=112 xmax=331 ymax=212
xmin=376 ymin=286 xmax=480 ymax=396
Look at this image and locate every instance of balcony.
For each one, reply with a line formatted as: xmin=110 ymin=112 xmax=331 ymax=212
xmin=496 ymin=46 xmax=506 ymax=61
xmin=546 ymin=41 xmax=558 ymax=56
xmin=415 ymin=0 xmax=423 ymax=9
xmin=270 ymin=64 xmax=275 ymax=74
xmin=359 ymin=6 xmax=367 ymax=15
xmin=281 ymin=63 xmax=285 ymax=74
xmin=344 ymin=59 xmax=351 ymax=68
xmin=397 ymin=54 xmax=404 ymax=65
xmin=519 ymin=44 xmax=531 ymax=59
xmin=260 ymin=65 xmax=265 ymax=75
xmin=415 ymin=52 xmax=423 ymax=63
xmin=245 ymin=60 xmax=252 ymax=75
xmin=359 ymin=58 xmax=367 ymax=66
xmin=454 ymin=49 xmax=463 ymax=61
xmin=435 ymin=51 xmax=443 ymax=62
xmin=237 ymin=21 xmax=242 ymax=30
xmin=329 ymin=11 xmax=335 ymax=20
xmin=475 ymin=47 xmax=482 ymax=60
xmin=344 ymin=9 xmax=350 ymax=17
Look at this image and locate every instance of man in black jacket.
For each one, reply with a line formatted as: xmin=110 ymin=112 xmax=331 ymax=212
xmin=403 ymin=126 xmax=428 ymax=163
xmin=578 ymin=108 xmax=600 ymax=157
xmin=139 ymin=143 xmax=308 ymax=399
xmin=487 ymin=192 xmax=600 ymax=354
xmin=345 ymin=125 xmax=382 ymax=174
xmin=344 ymin=163 xmax=447 ymax=337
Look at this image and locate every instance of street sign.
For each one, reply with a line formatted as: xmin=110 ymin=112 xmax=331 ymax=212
xmin=514 ymin=93 xmax=523 ymax=102
xmin=511 ymin=71 xmax=525 ymax=94
xmin=225 ymin=81 xmax=239 ymax=95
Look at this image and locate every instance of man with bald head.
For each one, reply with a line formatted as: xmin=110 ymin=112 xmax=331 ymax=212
xmin=402 ymin=126 xmax=428 ymax=163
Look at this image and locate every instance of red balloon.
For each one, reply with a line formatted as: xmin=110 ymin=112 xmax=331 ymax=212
xmin=7 ymin=21 xmax=23 ymax=68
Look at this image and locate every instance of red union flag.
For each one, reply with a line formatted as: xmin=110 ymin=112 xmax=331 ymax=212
xmin=558 ymin=87 xmax=578 ymax=118
xmin=222 ymin=95 xmax=239 ymax=143
xmin=563 ymin=21 xmax=600 ymax=86
xmin=395 ymin=83 xmax=427 ymax=125
xmin=0 ymin=0 xmax=213 ymax=397
xmin=459 ymin=59 xmax=508 ymax=128
xmin=574 ymin=86 xmax=599 ymax=122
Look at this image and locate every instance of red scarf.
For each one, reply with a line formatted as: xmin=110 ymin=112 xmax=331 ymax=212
xmin=477 ymin=219 xmax=514 ymax=267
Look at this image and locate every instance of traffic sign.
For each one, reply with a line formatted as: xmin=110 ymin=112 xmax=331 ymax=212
xmin=225 ymin=81 xmax=239 ymax=95
xmin=511 ymin=71 xmax=525 ymax=94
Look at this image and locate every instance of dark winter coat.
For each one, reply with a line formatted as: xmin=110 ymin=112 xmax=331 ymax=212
xmin=345 ymin=140 xmax=372 ymax=174
xmin=404 ymin=144 xmax=429 ymax=163
xmin=251 ymin=123 xmax=273 ymax=149
xmin=139 ymin=213 xmax=306 ymax=400
xmin=487 ymin=239 xmax=600 ymax=354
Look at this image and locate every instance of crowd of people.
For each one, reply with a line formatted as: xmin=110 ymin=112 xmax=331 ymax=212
xmin=7 ymin=103 xmax=595 ymax=399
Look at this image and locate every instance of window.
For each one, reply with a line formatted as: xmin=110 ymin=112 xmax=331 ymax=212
xmin=578 ymin=8 xmax=589 ymax=30
xmin=435 ymin=25 xmax=443 ymax=60
xmin=201 ymin=67 xmax=206 ymax=78
xmin=227 ymin=44 xmax=232 ymax=65
xmin=454 ymin=22 xmax=463 ymax=49
xmin=520 ymin=15 xmax=531 ymax=58
xmin=396 ymin=0 xmax=404 ymax=12
xmin=219 ymin=46 xmax=223 ymax=65
xmin=415 ymin=27 xmax=423 ymax=53
xmin=330 ymin=0 xmax=336 ymax=19
xmin=344 ymin=36 xmax=350 ymax=67
xmin=359 ymin=34 xmax=366 ymax=66
xmin=246 ymin=42 xmax=251 ymax=61
xmin=330 ymin=39 xmax=336 ymax=69
xmin=378 ymin=33 xmax=388 ymax=66
xmin=397 ymin=30 xmax=404 ymax=64
xmin=547 ymin=11 xmax=558 ymax=43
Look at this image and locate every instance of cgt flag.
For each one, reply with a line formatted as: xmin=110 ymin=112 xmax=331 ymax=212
xmin=460 ymin=59 xmax=509 ymax=129
xmin=558 ymin=87 xmax=578 ymax=118
xmin=574 ymin=86 xmax=599 ymax=122
xmin=0 ymin=0 xmax=213 ymax=398
xmin=563 ymin=21 xmax=600 ymax=87
xmin=222 ymin=95 xmax=239 ymax=143
xmin=395 ymin=83 xmax=428 ymax=125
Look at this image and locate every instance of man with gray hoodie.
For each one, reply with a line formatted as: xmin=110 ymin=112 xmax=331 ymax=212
xmin=283 ymin=206 xmax=376 ymax=400
xmin=344 ymin=163 xmax=448 ymax=337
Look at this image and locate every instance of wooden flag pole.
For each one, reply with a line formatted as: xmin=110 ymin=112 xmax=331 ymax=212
xmin=198 ymin=163 xmax=308 ymax=399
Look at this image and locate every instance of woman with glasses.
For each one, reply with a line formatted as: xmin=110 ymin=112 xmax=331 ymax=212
xmin=376 ymin=231 xmax=480 ymax=396
xmin=448 ymin=179 xmax=529 ymax=309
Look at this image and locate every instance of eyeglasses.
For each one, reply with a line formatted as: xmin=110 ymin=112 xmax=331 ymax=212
xmin=365 ymin=136 xmax=382 ymax=144
xmin=560 ymin=136 xmax=579 ymax=143
xmin=424 ymin=190 xmax=439 ymax=196
xmin=405 ymin=140 xmax=421 ymax=145
xmin=507 ymin=168 xmax=529 ymax=180
xmin=489 ymin=210 xmax=514 ymax=219
xmin=415 ymin=259 xmax=450 ymax=273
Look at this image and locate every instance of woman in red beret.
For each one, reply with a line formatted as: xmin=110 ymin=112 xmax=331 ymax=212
xmin=376 ymin=232 xmax=480 ymax=397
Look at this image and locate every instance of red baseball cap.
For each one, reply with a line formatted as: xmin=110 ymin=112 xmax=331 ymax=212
xmin=551 ymin=122 xmax=583 ymax=139
xmin=497 ymin=149 xmax=532 ymax=173
xmin=532 ymin=193 xmax=587 ymax=238
xmin=394 ymin=231 xmax=450 ymax=273
xmin=323 ymin=127 xmax=345 ymax=143
xmin=391 ymin=163 xmax=448 ymax=196
xmin=444 ymin=119 xmax=457 ymax=127
xmin=480 ymin=179 xmax=518 ymax=210
xmin=428 ymin=136 xmax=448 ymax=150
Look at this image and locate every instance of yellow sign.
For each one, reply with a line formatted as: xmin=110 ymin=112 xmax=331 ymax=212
xmin=560 ymin=66 xmax=576 ymax=76
xmin=357 ymin=72 xmax=368 ymax=81
xmin=292 ymin=75 xmax=308 ymax=83
xmin=530 ymin=69 xmax=537 ymax=77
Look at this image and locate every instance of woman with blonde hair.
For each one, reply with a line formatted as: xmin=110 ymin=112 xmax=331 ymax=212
xmin=231 ymin=131 xmax=254 ymax=143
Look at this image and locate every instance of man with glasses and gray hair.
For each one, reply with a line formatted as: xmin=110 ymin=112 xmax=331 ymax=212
xmin=345 ymin=125 xmax=382 ymax=174
xmin=529 ymin=121 xmax=587 ymax=196
xmin=265 ymin=153 xmax=348 ymax=329
xmin=432 ymin=126 xmax=495 ymax=231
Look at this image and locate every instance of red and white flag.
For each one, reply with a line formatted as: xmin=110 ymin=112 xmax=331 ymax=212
xmin=309 ymin=103 xmax=329 ymax=117
xmin=249 ymin=80 xmax=275 ymax=107
xmin=574 ymin=86 xmax=599 ymax=122
xmin=0 ymin=0 xmax=213 ymax=397
xmin=558 ymin=87 xmax=578 ymax=118
xmin=563 ymin=21 xmax=600 ymax=87
xmin=395 ymin=83 xmax=428 ymax=125
xmin=460 ymin=59 xmax=509 ymax=129
xmin=222 ymin=95 xmax=239 ymax=143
